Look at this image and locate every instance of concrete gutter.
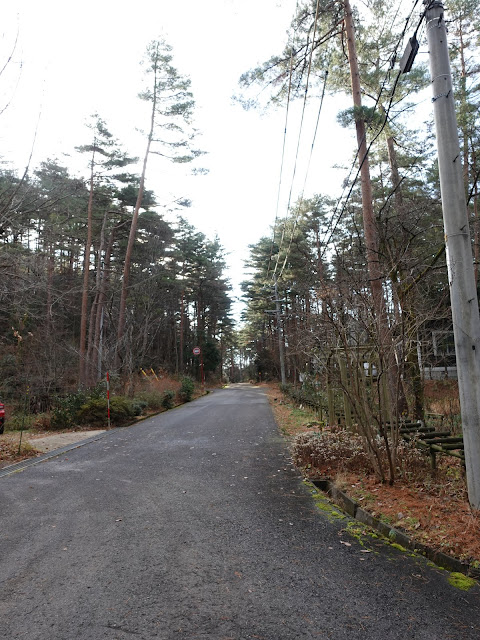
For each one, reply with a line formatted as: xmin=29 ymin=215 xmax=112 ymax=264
xmin=0 ymin=393 xmax=209 ymax=479
xmin=312 ymin=477 xmax=480 ymax=580
xmin=0 ymin=431 xmax=109 ymax=479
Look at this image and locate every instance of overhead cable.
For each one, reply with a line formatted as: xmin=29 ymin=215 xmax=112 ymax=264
xmin=278 ymin=68 xmax=329 ymax=279
xmin=271 ymin=0 xmax=323 ymax=280
xmin=266 ymin=0 xmax=300 ymax=282
xmin=318 ymin=0 xmax=426 ymax=259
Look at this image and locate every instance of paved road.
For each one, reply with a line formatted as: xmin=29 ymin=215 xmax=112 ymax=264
xmin=1 ymin=384 xmax=479 ymax=639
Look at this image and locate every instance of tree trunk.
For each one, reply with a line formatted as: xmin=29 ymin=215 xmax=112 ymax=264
xmin=93 ymin=224 xmax=116 ymax=381
xmin=46 ymin=240 xmax=54 ymax=335
xmin=384 ymin=131 xmax=411 ymax=417
xmin=116 ymin=89 xmax=157 ymax=369
xmin=87 ymin=210 xmax=110 ymax=385
xmin=79 ymin=154 xmax=95 ymax=386
xmin=344 ymin=0 xmax=385 ymax=330
xmin=344 ymin=1 xmax=397 ymax=427
xmin=179 ymin=289 xmax=185 ymax=373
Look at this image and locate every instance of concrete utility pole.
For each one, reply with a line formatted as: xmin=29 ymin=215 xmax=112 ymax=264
xmin=425 ymin=0 xmax=480 ymax=509
xmin=274 ymin=276 xmax=287 ymax=385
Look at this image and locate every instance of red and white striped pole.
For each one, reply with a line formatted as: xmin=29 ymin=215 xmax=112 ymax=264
xmin=106 ymin=371 xmax=111 ymax=428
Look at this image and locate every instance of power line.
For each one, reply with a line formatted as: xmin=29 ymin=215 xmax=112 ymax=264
xmin=266 ymin=0 xmax=427 ymax=285
xmin=271 ymin=0 xmax=325 ymax=280
xmin=266 ymin=0 xmax=300 ymax=282
xmin=318 ymin=0 xmax=426 ymax=259
xmin=278 ymin=69 xmax=329 ymax=279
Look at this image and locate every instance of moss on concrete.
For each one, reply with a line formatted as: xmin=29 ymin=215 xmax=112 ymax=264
xmin=448 ymin=572 xmax=477 ymax=591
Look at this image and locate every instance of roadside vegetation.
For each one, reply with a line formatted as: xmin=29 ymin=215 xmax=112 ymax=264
xmin=0 ymin=372 xmax=202 ymax=466
xmin=0 ymin=39 xmax=238 ymax=433
xmin=266 ymin=382 xmax=480 ymax=567
xmin=238 ymin=1 xmax=480 ymax=510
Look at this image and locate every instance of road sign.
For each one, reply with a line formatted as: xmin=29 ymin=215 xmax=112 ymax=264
xmin=193 ymin=346 xmax=201 ymax=355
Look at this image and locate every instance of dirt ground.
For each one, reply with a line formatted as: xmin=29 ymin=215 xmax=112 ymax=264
xmin=0 ymin=430 xmax=105 ymax=469
xmin=265 ymin=384 xmax=480 ymax=566
xmin=27 ymin=430 xmax=106 ymax=452
xmin=0 ymin=370 xmax=205 ymax=469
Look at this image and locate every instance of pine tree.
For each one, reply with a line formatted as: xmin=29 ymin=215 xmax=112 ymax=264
xmin=116 ymin=38 xmax=204 ymax=371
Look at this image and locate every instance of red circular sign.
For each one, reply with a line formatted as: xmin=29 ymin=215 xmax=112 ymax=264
xmin=192 ymin=346 xmax=201 ymax=355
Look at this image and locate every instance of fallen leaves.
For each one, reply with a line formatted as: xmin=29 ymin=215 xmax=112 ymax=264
xmin=0 ymin=435 xmax=39 ymax=464
xmin=336 ymin=471 xmax=480 ymax=562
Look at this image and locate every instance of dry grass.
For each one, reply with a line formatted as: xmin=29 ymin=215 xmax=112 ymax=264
xmin=0 ymin=371 xmax=204 ymax=467
xmin=0 ymin=433 xmax=40 ymax=467
xmin=128 ymin=369 xmax=183 ymax=398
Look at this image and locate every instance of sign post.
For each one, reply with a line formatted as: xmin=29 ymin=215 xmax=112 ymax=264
xmin=192 ymin=347 xmax=205 ymax=393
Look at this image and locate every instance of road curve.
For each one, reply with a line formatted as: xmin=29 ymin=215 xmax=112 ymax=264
xmin=1 ymin=383 xmax=479 ymax=639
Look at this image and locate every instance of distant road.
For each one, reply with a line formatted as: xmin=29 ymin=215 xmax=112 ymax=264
xmin=1 ymin=383 xmax=479 ymax=639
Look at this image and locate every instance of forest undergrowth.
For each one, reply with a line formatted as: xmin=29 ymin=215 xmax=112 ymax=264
xmin=266 ymin=383 xmax=480 ymax=566
xmin=0 ymin=372 xmax=203 ymax=467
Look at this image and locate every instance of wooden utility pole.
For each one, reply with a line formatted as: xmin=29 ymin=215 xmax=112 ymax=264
xmin=425 ymin=0 xmax=480 ymax=509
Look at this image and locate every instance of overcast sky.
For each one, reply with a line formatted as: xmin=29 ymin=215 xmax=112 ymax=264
xmin=2 ymin=0 xmax=365 ymax=315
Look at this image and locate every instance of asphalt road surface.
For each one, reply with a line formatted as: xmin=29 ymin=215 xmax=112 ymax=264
xmin=1 ymin=384 xmax=479 ymax=640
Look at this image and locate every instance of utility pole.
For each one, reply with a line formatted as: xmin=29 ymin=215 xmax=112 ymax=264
xmin=425 ymin=0 xmax=480 ymax=509
xmin=274 ymin=276 xmax=287 ymax=385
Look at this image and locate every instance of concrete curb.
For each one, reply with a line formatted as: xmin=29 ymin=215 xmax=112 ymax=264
xmin=0 ymin=432 xmax=109 ymax=479
xmin=0 ymin=390 xmax=212 ymax=480
xmin=311 ymin=477 xmax=480 ymax=580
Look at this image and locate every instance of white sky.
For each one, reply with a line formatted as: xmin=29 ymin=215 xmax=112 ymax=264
xmin=1 ymin=0 xmax=397 ymax=318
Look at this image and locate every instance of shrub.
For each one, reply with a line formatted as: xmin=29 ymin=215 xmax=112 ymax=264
xmin=292 ymin=428 xmax=432 ymax=481
xmin=136 ymin=391 xmax=164 ymax=411
xmin=4 ymin=412 xmax=36 ymax=432
xmin=50 ymin=406 xmax=74 ymax=430
xmin=50 ymin=391 xmax=90 ymax=430
xmin=292 ymin=430 xmax=371 ymax=475
xmin=162 ymin=390 xmax=175 ymax=410
xmin=78 ymin=396 xmax=134 ymax=428
xmin=179 ymin=377 xmax=195 ymax=402
xmin=279 ymin=382 xmax=326 ymax=412
xmin=391 ymin=440 xmax=432 ymax=481
xmin=132 ymin=400 xmax=147 ymax=416
xmin=32 ymin=413 xmax=52 ymax=430
xmin=50 ymin=387 xmax=107 ymax=430
xmin=279 ymin=383 xmax=293 ymax=396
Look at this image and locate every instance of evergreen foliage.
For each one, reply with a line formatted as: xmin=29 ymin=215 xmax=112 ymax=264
xmin=179 ymin=377 xmax=195 ymax=402
xmin=0 ymin=43 xmax=233 ymax=409
xmin=78 ymin=396 xmax=135 ymax=428
xmin=161 ymin=390 xmax=176 ymax=410
xmin=237 ymin=1 xmax=480 ymax=485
